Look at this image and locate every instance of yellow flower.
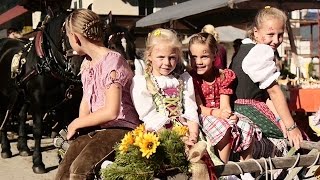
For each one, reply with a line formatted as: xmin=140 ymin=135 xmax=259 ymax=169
xmin=118 ymin=132 xmax=135 ymax=154
xmin=172 ymin=125 xmax=189 ymax=137
xmin=134 ymin=132 xmax=143 ymax=146
xmin=132 ymin=124 xmax=145 ymax=137
xmin=137 ymin=132 xmax=160 ymax=159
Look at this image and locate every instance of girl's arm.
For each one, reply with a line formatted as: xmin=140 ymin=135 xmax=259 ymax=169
xmin=266 ymin=98 xmax=287 ymax=138
xmin=196 ymin=93 xmax=230 ymax=118
xmin=78 ymin=96 xmax=90 ymax=118
xmin=196 ymin=92 xmax=233 ymax=120
xmin=196 ymin=93 xmax=209 ymax=115
xmin=67 ymin=71 xmax=122 ymax=139
xmin=180 ymin=73 xmax=199 ymax=121
xmin=180 ymin=73 xmax=199 ymax=142
xmin=267 ymin=82 xmax=302 ymax=149
xmin=219 ymin=94 xmax=234 ymax=119
xmin=187 ymin=120 xmax=199 ymax=144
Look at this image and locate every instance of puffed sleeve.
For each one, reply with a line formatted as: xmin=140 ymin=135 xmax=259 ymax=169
xmin=180 ymin=72 xmax=199 ymax=124
xmin=219 ymin=69 xmax=236 ymax=95
xmin=242 ymin=44 xmax=280 ymax=89
xmin=101 ymin=52 xmax=133 ymax=88
xmin=130 ymin=75 xmax=170 ymax=131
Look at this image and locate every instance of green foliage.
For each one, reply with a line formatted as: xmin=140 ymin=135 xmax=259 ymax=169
xmin=159 ymin=130 xmax=189 ymax=172
xmin=101 ymin=129 xmax=189 ymax=180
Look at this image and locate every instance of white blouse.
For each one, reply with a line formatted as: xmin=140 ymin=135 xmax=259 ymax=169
xmin=241 ymin=38 xmax=280 ymax=89
xmin=130 ymin=72 xmax=199 ymax=131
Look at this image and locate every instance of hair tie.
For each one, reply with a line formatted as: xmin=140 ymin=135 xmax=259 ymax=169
xmin=153 ymin=29 xmax=161 ymax=36
xmin=265 ymin=6 xmax=271 ymax=9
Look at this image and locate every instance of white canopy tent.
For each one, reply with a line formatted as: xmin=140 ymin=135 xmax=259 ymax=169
xmin=182 ymin=25 xmax=247 ymax=44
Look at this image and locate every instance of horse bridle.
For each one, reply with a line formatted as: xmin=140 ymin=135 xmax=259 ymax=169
xmin=60 ymin=22 xmax=80 ymax=73
xmin=16 ymin=13 xmax=81 ymax=87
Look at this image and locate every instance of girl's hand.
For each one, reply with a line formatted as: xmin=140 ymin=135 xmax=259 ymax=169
xmin=188 ymin=135 xmax=198 ymax=146
xmin=229 ymin=114 xmax=238 ymax=124
xmin=182 ymin=135 xmax=196 ymax=155
xmin=287 ymin=127 xmax=303 ymax=150
xmin=219 ymin=109 xmax=232 ymax=119
xmin=67 ymin=119 xmax=79 ymax=140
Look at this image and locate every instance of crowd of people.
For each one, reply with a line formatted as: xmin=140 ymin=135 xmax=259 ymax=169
xmin=54 ymin=6 xmax=304 ymax=180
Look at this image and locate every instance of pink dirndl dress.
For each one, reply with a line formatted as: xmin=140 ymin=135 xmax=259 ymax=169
xmin=192 ymin=69 xmax=261 ymax=152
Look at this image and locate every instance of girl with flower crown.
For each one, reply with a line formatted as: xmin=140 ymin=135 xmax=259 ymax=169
xmin=130 ymin=28 xmax=199 ymax=150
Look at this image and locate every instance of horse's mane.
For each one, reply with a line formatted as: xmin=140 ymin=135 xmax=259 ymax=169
xmin=44 ymin=10 xmax=70 ymax=51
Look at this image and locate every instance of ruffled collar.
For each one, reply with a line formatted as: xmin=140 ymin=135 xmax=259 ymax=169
xmin=152 ymin=75 xmax=180 ymax=89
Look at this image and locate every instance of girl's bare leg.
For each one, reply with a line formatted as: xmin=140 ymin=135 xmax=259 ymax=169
xmin=215 ymin=128 xmax=232 ymax=163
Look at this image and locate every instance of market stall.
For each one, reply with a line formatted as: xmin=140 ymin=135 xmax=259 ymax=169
xmin=289 ymin=79 xmax=320 ymax=113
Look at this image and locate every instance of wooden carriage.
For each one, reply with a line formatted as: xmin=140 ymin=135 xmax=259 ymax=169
xmin=214 ymin=140 xmax=320 ymax=179
xmin=94 ymin=138 xmax=320 ymax=180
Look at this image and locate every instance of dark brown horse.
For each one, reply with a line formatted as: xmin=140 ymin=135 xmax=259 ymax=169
xmin=103 ymin=12 xmax=140 ymax=70
xmin=0 ymin=9 xmax=82 ymax=173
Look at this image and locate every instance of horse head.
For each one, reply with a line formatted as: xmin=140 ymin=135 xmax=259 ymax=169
xmin=40 ymin=8 xmax=83 ymax=80
xmin=103 ymin=11 xmax=138 ymax=62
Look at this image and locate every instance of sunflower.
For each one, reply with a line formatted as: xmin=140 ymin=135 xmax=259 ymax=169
xmin=137 ymin=132 xmax=160 ymax=159
xmin=132 ymin=124 xmax=145 ymax=137
xmin=172 ymin=125 xmax=189 ymax=137
xmin=118 ymin=132 xmax=135 ymax=154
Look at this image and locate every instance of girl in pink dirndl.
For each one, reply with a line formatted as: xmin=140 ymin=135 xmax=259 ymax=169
xmin=55 ymin=9 xmax=139 ymax=180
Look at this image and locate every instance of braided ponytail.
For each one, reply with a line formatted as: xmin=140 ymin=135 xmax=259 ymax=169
xmin=65 ymin=9 xmax=103 ymax=42
xmin=82 ymin=19 xmax=103 ymax=41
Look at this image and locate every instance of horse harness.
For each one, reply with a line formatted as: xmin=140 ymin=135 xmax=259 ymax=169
xmin=11 ymin=41 xmax=32 ymax=79
xmin=11 ymin=31 xmax=81 ymax=87
xmin=3 ymin=16 xmax=82 ymax=128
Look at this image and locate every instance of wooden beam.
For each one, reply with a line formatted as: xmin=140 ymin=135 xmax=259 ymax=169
xmin=292 ymin=140 xmax=320 ymax=151
xmin=178 ymin=19 xmax=198 ymax=32
xmin=236 ymin=2 xmax=320 ymax=11
xmin=215 ymin=153 xmax=320 ymax=176
xmin=284 ymin=149 xmax=318 ymax=180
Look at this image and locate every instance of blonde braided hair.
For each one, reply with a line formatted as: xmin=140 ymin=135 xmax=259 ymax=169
xmin=65 ymin=9 xmax=103 ymax=42
xmin=143 ymin=28 xmax=183 ymax=94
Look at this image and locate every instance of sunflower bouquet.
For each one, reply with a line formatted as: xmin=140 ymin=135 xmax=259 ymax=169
xmin=100 ymin=124 xmax=190 ymax=180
